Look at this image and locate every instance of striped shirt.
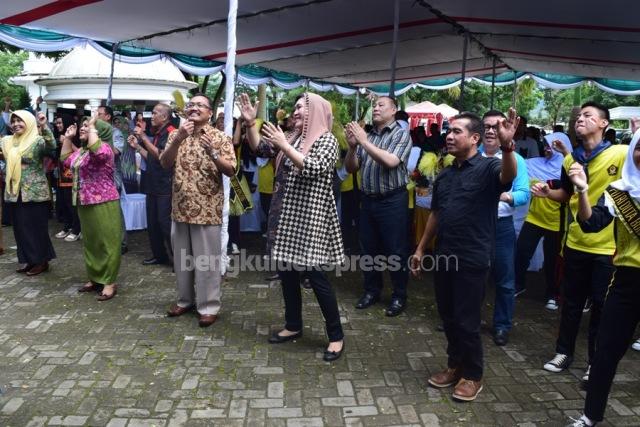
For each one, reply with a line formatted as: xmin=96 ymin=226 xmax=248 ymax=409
xmin=357 ymin=121 xmax=412 ymax=195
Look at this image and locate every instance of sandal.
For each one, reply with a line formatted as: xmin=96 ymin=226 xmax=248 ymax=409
xmin=97 ymin=284 xmax=117 ymax=301
xmin=78 ymin=282 xmax=102 ymax=293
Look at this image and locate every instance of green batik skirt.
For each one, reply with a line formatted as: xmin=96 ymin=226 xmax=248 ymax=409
xmin=77 ymin=200 xmax=122 ymax=285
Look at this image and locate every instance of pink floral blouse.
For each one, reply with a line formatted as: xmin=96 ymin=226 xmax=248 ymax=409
xmin=62 ymin=141 xmax=119 ymax=206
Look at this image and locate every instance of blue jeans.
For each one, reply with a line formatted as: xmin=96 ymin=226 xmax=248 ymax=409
xmin=492 ymin=217 xmax=516 ymax=332
xmin=359 ymin=190 xmax=409 ymax=300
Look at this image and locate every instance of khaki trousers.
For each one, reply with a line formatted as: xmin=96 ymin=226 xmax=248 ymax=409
xmin=171 ymin=221 xmax=222 ymax=315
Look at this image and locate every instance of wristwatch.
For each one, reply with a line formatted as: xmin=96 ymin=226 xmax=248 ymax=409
xmin=211 ymin=150 xmax=219 ymax=161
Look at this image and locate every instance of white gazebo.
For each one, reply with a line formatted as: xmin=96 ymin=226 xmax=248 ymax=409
xmin=34 ymin=42 xmax=198 ymax=116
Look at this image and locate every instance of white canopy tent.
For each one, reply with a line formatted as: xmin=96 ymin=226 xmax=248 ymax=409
xmin=2 ymin=0 xmax=640 ymax=95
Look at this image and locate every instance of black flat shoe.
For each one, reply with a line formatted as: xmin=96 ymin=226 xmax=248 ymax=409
xmin=142 ymin=258 xmax=163 ymax=265
xmin=385 ymin=298 xmax=406 ymax=317
xmin=268 ymin=330 xmax=302 ymax=344
xmin=355 ymin=293 xmax=379 ymax=309
xmin=323 ymin=342 xmax=345 ymax=362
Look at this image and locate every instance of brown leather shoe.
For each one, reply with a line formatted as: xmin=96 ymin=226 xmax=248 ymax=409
xmin=26 ymin=262 xmax=49 ymax=276
xmin=167 ymin=305 xmax=194 ymax=317
xmin=428 ymin=367 xmax=462 ymax=388
xmin=198 ymin=314 xmax=218 ymax=327
xmin=452 ymin=378 xmax=483 ymax=401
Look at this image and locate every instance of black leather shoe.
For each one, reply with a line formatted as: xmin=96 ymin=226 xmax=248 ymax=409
xmin=355 ymin=293 xmax=379 ymax=309
xmin=323 ymin=342 xmax=345 ymax=362
xmin=142 ymin=258 xmax=162 ymax=265
xmin=385 ymin=298 xmax=406 ymax=317
xmin=268 ymin=330 xmax=302 ymax=344
xmin=493 ymin=329 xmax=509 ymax=346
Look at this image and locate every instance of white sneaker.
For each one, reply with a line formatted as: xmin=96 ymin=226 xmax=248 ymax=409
xmin=632 ymin=339 xmax=640 ymax=351
xmin=544 ymin=353 xmax=573 ymax=373
xmin=231 ymin=243 xmax=240 ymax=255
xmin=55 ymin=230 xmax=70 ymax=239
xmin=582 ymin=365 xmax=590 ymax=382
xmin=64 ymin=233 xmax=80 ymax=242
xmin=566 ymin=415 xmax=595 ymax=427
xmin=545 ymin=298 xmax=558 ymax=310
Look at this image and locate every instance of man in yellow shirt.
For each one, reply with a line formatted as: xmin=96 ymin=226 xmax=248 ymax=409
xmin=532 ymin=102 xmax=627 ymax=382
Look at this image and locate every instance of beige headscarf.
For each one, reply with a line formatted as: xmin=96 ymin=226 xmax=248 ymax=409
xmin=2 ymin=110 xmax=40 ymax=197
xmin=276 ymin=92 xmax=333 ymax=172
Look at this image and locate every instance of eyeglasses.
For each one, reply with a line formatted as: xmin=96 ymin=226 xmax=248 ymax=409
xmin=186 ymin=102 xmax=211 ymax=110
xmin=484 ymin=124 xmax=499 ymax=132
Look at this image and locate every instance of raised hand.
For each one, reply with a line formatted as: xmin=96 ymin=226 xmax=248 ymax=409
xmin=36 ymin=112 xmax=48 ymax=128
xmin=176 ymin=119 xmax=194 ymax=141
xmin=552 ymin=139 xmax=569 ymax=156
xmin=530 ymin=181 xmax=551 ymax=198
xmin=127 ymin=135 xmax=138 ymax=149
xmin=261 ymin=122 xmax=287 ymax=149
xmin=567 ymin=162 xmax=588 ymax=190
xmin=65 ymin=123 xmax=77 ymax=139
xmin=497 ymin=107 xmax=520 ymax=147
xmin=345 ymin=122 xmax=367 ymax=146
xmin=237 ymin=93 xmax=259 ymax=123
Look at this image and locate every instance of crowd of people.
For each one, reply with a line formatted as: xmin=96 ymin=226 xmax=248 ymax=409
xmin=0 ymin=93 xmax=638 ymax=426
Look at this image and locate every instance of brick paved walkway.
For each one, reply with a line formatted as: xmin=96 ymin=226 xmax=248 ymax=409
xmin=0 ymin=223 xmax=638 ymax=426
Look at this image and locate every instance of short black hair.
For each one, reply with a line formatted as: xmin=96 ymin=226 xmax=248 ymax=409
xmin=378 ymin=95 xmax=398 ymax=108
xmin=581 ymin=101 xmax=610 ymax=121
xmin=482 ymin=110 xmax=506 ymax=120
xmin=451 ymin=112 xmax=484 ymax=141
xmin=191 ymin=92 xmax=212 ymax=108
xmin=552 ymin=124 xmax=564 ymax=133
xmin=395 ymin=110 xmax=409 ymax=121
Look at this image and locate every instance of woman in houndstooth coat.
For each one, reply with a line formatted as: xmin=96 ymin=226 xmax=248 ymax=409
xmin=239 ymin=92 xmax=345 ymax=362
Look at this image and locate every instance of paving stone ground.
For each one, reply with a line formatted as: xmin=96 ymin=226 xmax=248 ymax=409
xmin=0 ymin=222 xmax=639 ymax=427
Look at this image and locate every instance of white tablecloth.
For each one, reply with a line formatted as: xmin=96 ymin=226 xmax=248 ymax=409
xmin=121 ymin=193 xmax=147 ymax=231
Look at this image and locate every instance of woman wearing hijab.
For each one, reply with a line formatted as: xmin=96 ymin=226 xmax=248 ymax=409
xmin=239 ymin=92 xmax=345 ymax=362
xmin=0 ymin=110 xmax=56 ymax=275
xmin=514 ymin=132 xmax=572 ymax=310
xmin=114 ymin=115 xmax=139 ymax=194
xmin=564 ymin=129 xmax=640 ymax=427
xmin=61 ymin=115 xmax=121 ymax=301
xmin=54 ymin=114 xmax=82 ymax=241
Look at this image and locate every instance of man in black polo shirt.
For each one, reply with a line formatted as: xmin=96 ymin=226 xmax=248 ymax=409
xmin=128 ymin=103 xmax=175 ymax=266
xmin=411 ymin=109 xmax=518 ymax=402
xmin=345 ymin=96 xmax=413 ymax=316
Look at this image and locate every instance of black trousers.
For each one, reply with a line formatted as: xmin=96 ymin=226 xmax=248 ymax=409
xmin=514 ymin=221 xmax=561 ymax=299
xmin=9 ymin=198 xmax=56 ymax=265
xmin=278 ymin=267 xmax=344 ymax=342
xmin=585 ymin=267 xmax=640 ymax=422
xmin=146 ymin=194 xmax=172 ymax=262
xmin=434 ymin=266 xmax=488 ymax=381
xmin=340 ymin=189 xmax=359 ymax=252
xmin=556 ymin=246 xmax=615 ymax=363
xmin=359 ymin=190 xmax=409 ymax=300
xmin=229 ymin=215 xmax=240 ymax=246
xmin=58 ymin=186 xmax=81 ymax=234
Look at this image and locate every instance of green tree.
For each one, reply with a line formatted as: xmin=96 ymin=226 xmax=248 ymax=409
xmin=0 ymin=48 xmax=30 ymax=109
xmin=542 ymin=88 xmax=574 ymax=126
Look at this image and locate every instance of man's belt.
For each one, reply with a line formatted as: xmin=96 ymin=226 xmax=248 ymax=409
xmin=362 ymin=186 xmax=406 ymax=200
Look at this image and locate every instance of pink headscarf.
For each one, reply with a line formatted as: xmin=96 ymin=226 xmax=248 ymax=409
xmin=276 ymin=92 xmax=333 ymax=172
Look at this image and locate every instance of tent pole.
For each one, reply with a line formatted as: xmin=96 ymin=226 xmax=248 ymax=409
xmin=388 ymin=0 xmax=400 ymax=97
xmin=490 ymin=57 xmax=496 ymax=110
xmin=458 ymin=33 xmax=469 ymax=110
xmin=354 ymin=91 xmax=360 ymax=121
xmin=512 ymin=71 xmax=517 ymax=108
xmin=221 ymin=0 xmax=238 ymax=275
xmin=106 ymin=43 xmax=119 ymax=107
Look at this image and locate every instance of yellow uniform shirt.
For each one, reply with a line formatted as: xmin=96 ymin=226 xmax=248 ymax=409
xmin=526 ymin=196 xmax=562 ymax=232
xmin=257 ymin=159 xmax=275 ymax=194
xmin=563 ymin=145 xmax=627 ymax=255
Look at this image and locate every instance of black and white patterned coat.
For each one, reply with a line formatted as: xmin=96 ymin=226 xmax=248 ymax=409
xmin=272 ymin=132 xmax=344 ymax=267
